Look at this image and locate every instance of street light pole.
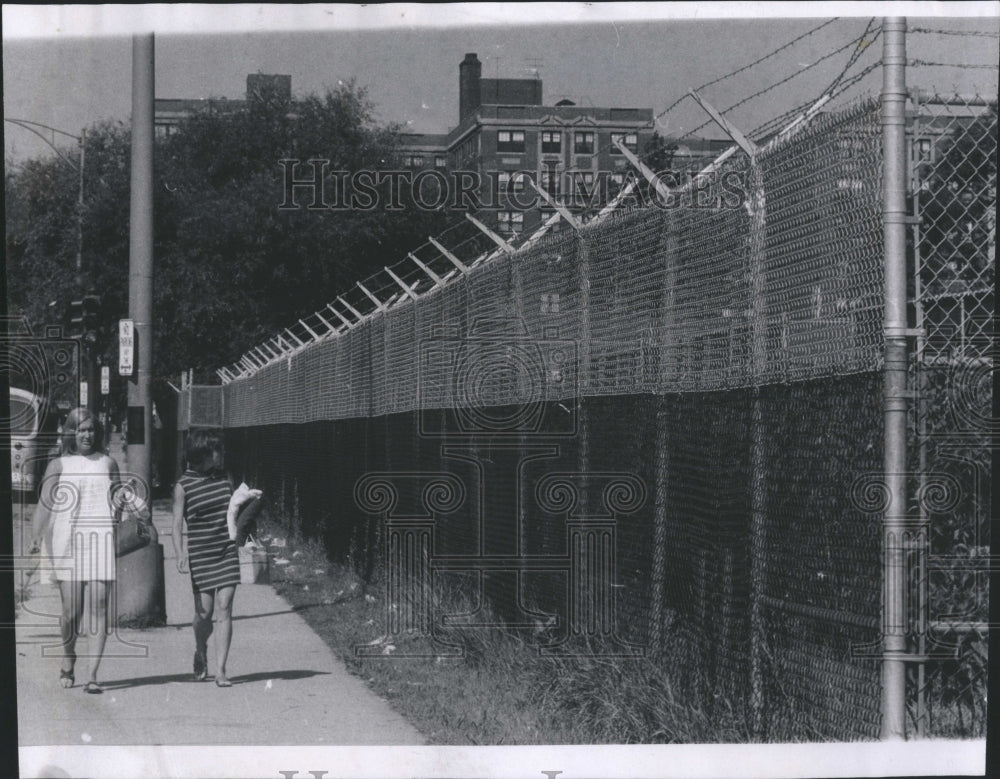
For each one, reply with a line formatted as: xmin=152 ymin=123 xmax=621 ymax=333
xmin=4 ymin=117 xmax=92 ymax=410
xmin=118 ymin=31 xmax=166 ymax=626
xmin=127 ymin=33 xmax=155 ymax=495
xmin=76 ymin=128 xmax=86 ymax=289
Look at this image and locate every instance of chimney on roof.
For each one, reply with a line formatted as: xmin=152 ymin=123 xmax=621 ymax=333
xmin=459 ymin=53 xmax=482 ymax=122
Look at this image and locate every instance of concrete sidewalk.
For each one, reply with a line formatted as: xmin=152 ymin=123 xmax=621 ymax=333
xmin=14 ymin=444 xmax=423 ymax=748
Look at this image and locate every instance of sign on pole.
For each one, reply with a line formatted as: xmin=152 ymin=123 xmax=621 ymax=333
xmin=101 ymin=366 xmax=110 ymax=395
xmin=119 ymin=319 xmax=134 ymax=376
xmin=80 ymin=381 xmax=89 ymax=408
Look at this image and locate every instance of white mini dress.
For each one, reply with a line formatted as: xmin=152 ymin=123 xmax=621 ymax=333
xmin=49 ymin=453 xmax=117 ymax=582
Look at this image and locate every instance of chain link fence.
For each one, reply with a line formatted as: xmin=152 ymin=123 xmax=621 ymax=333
xmin=184 ymin=88 xmax=993 ymax=740
xmin=908 ymin=91 xmax=994 ymax=738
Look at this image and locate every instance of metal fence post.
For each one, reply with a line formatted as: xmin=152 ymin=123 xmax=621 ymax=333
xmin=880 ymin=16 xmax=909 ymax=741
xmin=747 ymin=156 xmax=768 ymax=740
xmin=650 ymin=211 xmax=677 ymax=659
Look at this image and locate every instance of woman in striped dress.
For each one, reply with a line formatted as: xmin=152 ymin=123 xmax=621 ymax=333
xmin=171 ymin=429 xmax=240 ymax=686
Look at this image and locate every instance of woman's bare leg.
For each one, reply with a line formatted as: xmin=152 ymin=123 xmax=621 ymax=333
xmin=57 ymin=579 xmax=84 ymax=683
xmin=83 ymin=580 xmax=109 ymax=686
xmin=213 ymin=585 xmax=236 ymax=685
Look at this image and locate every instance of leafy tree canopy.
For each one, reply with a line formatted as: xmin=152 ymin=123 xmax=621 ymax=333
xmin=5 ymin=80 xmax=447 ymax=385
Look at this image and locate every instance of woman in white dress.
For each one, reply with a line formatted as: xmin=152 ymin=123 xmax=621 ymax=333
xmin=31 ymin=407 xmax=122 ymax=693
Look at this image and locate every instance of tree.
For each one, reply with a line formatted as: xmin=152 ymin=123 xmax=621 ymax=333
xmin=918 ymin=107 xmax=997 ymax=294
xmin=627 ymin=131 xmax=678 ymax=207
xmin=5 ymin=81 xmax=448 ymax=384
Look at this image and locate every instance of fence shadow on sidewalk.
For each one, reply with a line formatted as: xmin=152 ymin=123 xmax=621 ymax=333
xmin=101 ymin=668 xmax=330 ymax=690
xmin=163 ymin=602 xmax=325 ymax=630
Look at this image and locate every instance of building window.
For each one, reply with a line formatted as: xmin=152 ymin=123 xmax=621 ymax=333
xmin=498 ymin=171 xmax=526 ymax=192
xmin=405 ymin=155 xmax=425 ymax=168
xmin=497 ymin=130 xmax=526 ymax=153
xmin=540 ymin=293 xmax=561 ymax=313
xmin=608 ymin=172 xmax=626 ymax=196
xmin=610 ymin=132 xmax=638 ymax=154
xmin=573 ymin=171 xmax=595 ymax=195
xmin=541 ymin=131 xmax=562 ymax=154
xmin=497 ymin=210 xmax=524 ymax=234
xmin=540 ymin=167 xmax=560 ymax=196
xmin=435 ymin=155 xmax=447 ymax=169
xmin=574 ymin=131 xmax=595 ymax=154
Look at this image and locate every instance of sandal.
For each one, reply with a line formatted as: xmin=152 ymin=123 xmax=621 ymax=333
xmin=59 ymin=668 xmax=74 ymax=689
xmin=193 ymin=650 xmax=208 ymax=681
xmin=214 ymin=676 xmax=232 ymax=688
xmin=83 ymin=681 xmax=103 ymax=694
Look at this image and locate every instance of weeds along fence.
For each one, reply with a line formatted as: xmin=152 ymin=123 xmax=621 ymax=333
xmin=181 ymin=88 xmax=994 ymax=740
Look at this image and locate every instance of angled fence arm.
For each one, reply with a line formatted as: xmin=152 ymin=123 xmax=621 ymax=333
xmin=527 ymin=178 xmax=581 ymax=230
xmin=688 ymin=89 xmax=759 ymax=157
xmin=327 ymin=303 xmax=356 ymax=329
xmin=409 ymin=252 xmax=444 ymax=286
xmin=428 ymin=236 xmax=469 ymax=274
xmin=313 ymin=310 xmax=339 ymax=336
xmin=298 ymin=318 xmax=322 ymax=341
xmin=594 ymin=178 xmax=638 ymax=221
xmin=337 ymin=296 xmax=366 ymax=323
xmin=283 ymin=328 xmax=306 ymax=348
xmin=614 ymin=139 xmax=671 ymax=202
xmin=357 ymin=282 xmax=388 ymax=313
xmin=465 ymin=211 xmax=514 ymax=254
xmin=385 ymin=266 xmax=420 ymax=301
xmin=516 ymin=211 xmax=562 ymax=252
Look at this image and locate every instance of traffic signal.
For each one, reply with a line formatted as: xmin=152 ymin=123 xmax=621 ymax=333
xmin=82 ymin=295 xmax=101 ymax=342
xmin=68 ymin=298 xmax=85 ymax=339
xmin=66 ymin=295 xmax=101 ymax=342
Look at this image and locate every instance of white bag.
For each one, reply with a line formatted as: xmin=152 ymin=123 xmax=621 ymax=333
xmin=239 ymin=535 xmax=269 ymax=585
xmin=227 ymin=482 xmax=262 ymax=541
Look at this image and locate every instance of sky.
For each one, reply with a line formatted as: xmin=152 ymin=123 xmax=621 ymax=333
xmin=3 ymin=3 xmax=998 ymax=164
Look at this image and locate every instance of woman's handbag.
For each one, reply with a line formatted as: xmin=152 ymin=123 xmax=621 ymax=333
xmin=116 ymin=515 xmax=152 ymax=557
xmin=238 ymin=535 xmax=270 ymax=585
xmin=114 ymin=481 xmax=153 ymax=557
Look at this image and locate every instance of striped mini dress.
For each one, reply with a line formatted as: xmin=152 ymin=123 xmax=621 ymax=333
xmin=178 ymin=469 xmax=240 ymax=591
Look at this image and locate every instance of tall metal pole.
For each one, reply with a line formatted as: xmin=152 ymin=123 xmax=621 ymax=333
xmin=118 ymin=32 xmax=166 ymax=626
xmin=880 ymin=17 xmax=909 ymax=741
xmin=77 ymin=128 xmax=97 ymax=412
xmin=127 ymin=33 xmax=154 ymax=493
xmin=76 ymin=128 xmax=86 ymax=288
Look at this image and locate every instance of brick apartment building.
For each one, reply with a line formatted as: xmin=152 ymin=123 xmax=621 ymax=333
xmin=154 ymin=64 xmax=728 ymax=236
xmin=400 ymin=53 xmax=728 ymax=237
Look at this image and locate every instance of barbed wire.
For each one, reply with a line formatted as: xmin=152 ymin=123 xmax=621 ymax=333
xmin=677 ymin=21 xmax=881 ymax=143
xmin=746 ymin=57 xmax=879 ymax=144
xmin=909 ymin=60 xmax=1000 ymax=70
xmin=221 ymin=19 xmax=893 ymax=380
xmin=826 ymin=19 xmax=878 ymax=94
xmin=909 ymin=27 xmax=1000 ymax=38
xmin=652 ymin=17 xmax=842 ymax=127
xmin=747 ymin=20 xmax=881 ymax=141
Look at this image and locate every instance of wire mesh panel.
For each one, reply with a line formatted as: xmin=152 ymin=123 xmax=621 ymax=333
xmin=910 ymin=92 xmax=995 ymax=738
xmin=207 ymin=95 xmax=976 ymax=739
xmin=177 ymin=385 xmax=224 ymax=429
